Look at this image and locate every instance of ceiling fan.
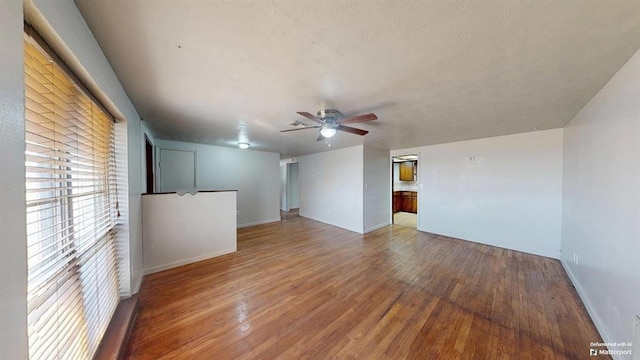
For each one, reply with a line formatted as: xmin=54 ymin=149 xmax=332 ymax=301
xmin=280 ymin=109 xmax=377 ymax=141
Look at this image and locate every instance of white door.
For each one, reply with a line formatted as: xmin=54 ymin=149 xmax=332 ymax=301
xmin=159 ymin=148 xmax=196 ymax=193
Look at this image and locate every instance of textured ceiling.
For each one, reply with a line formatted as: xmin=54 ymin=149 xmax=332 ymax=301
xmin=75 ymin=0 xmax=640 ymax=157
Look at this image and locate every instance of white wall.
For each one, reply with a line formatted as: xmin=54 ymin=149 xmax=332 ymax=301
xmin=0 ymin=0 xmax=28 ymax=358
xmin=394 ymin=129 xmax=564 ymax=258
xmin=297 ymin=145 xmax=390 ymax=234
xmin=363 ymin=146 xmax=391 ymax=233
xmin=562 ymin=49 xmax=640 ymax=356
xmin=288 ymin=162 xmax=300 ymax=209
xmin=155 ymin=139 xmax=281 ymax=227
xmin=31 ymin=0 xmax=147 ymax=294
xmin=142 ymin=192 xmax=237 ymax=274
xmin=299 ymin=145 xmax=364 ymax=233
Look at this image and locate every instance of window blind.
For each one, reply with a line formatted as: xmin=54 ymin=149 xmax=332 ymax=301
xmin=24 ymin=36 xmax=121 ymax=360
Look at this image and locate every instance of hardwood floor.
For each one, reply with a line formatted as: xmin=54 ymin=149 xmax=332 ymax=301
xmin=393 ymin=211 xmax=417 ymax=228
xmin=280 ymin=208 xmax=299 ymax=221
xmin=126 ymin=213 xmax=606 ymax=359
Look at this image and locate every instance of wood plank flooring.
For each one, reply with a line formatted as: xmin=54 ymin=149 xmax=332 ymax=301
xmin=393 ymin=211 xmax=417 ymax=228
xmin=126 ymin=212 xmax=606 ymax=359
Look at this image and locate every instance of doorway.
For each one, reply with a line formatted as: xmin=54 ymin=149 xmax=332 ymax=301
xmin=392 ymin=154 xmax=418 ymax=228
xmin=287 ymin=162 xmax=300 ymax=211
xmin=280 ymin=161 xmax=300 ymax=218
xmin=145 ymin=136 xmax=154 ymax=194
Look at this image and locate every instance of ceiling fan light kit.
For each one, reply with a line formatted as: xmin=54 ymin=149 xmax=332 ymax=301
xmin=320 ymin=126 xmax=337 ymax=138
xmin=280 ymin=109 xmax=377 ymax=144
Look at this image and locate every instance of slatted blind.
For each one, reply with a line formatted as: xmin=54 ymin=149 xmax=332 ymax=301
xmin=24 ymin=35 xmax=121 ymax=360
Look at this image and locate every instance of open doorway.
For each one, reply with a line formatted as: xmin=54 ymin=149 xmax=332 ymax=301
xmin=145 ymin=135 xmax=154 ymax=194
xmin=280 ymin=160 xmax=300 ymax=220
xmin=392 ymin=154 xmax=418 ymax=227
xmin=287 ymin=162 xmax=300 ymax=211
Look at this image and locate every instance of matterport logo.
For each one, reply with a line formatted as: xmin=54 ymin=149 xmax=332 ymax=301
xmin=589 ymin=341 xmax=633 ymax=356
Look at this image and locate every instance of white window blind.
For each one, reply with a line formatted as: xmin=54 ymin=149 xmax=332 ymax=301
xmin=24 ymin=35 xmax=121 ymax=360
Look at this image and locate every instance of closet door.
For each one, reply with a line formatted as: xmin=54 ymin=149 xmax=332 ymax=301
xmin=159 ymin=148 xmax=196 ymax=192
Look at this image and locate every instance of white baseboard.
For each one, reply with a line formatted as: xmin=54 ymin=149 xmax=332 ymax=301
xmin=298 ymin=213 xmax=363 ymax=234
xmin=561 ymin=260 xmax=621 ymax=360
xmin=143 ymin=247 xmax=237 ymax=275
xmin=416 ymin=226 xmax=558 ymax=259
xmin=237 ymin=217 xmax=281 ymax=228
xmin=364 ymin=222 xmax=390 ymax=233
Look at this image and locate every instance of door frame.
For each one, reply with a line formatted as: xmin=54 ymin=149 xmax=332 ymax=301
xmin=144 ymin=135 xmax=154 ymax=194
xmin=390 ymin=151 xmax=420 ymax=229
xmin=281 ymin=160 xmax=300 ymax=212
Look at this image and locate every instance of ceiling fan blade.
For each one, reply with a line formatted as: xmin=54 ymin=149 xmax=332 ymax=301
xmin=316 ymin=134 xmax=325 ymax=141
xmin=338 ymin=125 xmax=368 ymax=136
xmin=280 ymin=126 xmax=320 ymax=132
xmin=297 ymin=111 xmax=323 ymax=124
xmin=339 ymin=113 xmax=377 ymax=124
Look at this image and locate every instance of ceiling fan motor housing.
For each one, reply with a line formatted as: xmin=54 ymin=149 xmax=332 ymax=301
xmin=317 ymin=109 xmax=341 ymax=128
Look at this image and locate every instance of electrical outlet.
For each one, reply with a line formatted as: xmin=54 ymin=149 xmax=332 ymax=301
xmin=236 ymin=210 xmax=240 ymax=216
xmin=573 ymin=252 xmax=579 ymax=265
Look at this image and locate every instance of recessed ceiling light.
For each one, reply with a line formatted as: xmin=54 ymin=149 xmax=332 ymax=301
xmin=238 ymin=142 xmax=250 ymax=149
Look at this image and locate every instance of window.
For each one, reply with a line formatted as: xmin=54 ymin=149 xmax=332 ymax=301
xmin=24 ymin=34 xmax=121 ymax=359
